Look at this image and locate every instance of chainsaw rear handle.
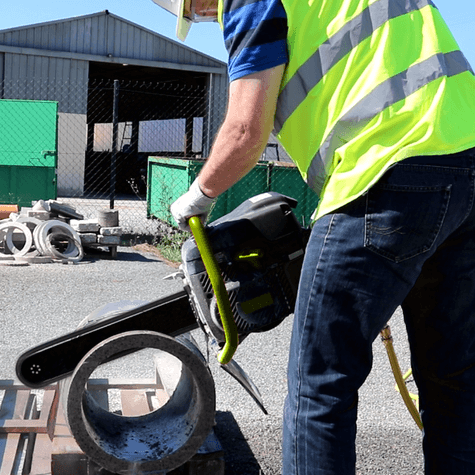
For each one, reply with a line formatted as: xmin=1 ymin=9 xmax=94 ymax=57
xmin=188 ymin=216 xmax=239 ymax=364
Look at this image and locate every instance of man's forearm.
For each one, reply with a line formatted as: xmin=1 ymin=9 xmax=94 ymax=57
xmin=197 ymin=65 xmax=285 ymax=198
xmin=198 ymin=117 xmax=269 ymax=198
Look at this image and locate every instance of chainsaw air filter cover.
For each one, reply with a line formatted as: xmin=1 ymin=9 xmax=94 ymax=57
xmin=181 ymin=192 xmax=308 ymax=344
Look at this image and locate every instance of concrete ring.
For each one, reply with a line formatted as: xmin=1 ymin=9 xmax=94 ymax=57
xmin=0 ymin=222 xmax=33 ymax=257
xmin=61 ymin=331 xmax=216 ymax=474
xmin=14 ymin=216 xmax=42 ymax=233
xmin=33 ymin=221 xmax=48 ymax=255
xmin=34 ymin=220 xmax=82 ymax=257
xmin=45 ymin=232 xmax=84 ymax=262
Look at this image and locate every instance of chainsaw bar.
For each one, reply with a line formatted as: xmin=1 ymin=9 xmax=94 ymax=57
xmin=16 ymin=290 xmax=198 ymax=388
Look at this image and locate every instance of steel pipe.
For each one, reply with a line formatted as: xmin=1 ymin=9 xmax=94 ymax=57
xmin=60 ymin=330 xmax=216 ymax=474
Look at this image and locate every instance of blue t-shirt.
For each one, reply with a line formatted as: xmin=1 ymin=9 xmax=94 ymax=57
xmin=223 ymin=0 xmax=289 ymax=82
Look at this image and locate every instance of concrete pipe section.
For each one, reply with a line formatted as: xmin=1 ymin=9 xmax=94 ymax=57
xmin=61 ymin=330 xmax=216 ymax=474
xmin=33 ymin=220 xmax=83 ymax=261
xmin=0 ymin=222 xmax=33 ymax=257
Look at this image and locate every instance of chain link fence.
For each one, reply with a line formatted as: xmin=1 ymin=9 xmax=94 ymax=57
xmin=0 ymin=77 xmax=317 ymax=240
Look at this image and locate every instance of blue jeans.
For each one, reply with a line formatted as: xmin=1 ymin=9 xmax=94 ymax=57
xmin=283 ymin=148 xmax=475 ymax=474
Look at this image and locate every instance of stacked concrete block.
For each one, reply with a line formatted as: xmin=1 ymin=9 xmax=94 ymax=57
xmin=24 ymin=209 xmax=52 ymax=221
xmin=70 ymin=219 xmax=100 ymax=246
xmin=77 ymin=233 xmax=97 ymax=245
xmin=70 ymin=219 xmax=122 ymax=247
xmin=69 ymin=219 xmax=100 ymax=233
xmin=69 ymin=216 xmax=122 ymax=259
xmin=98 ymin=226 xmax=122 ymax=246
xmin=25 ymin=199 xmax=84 ymax=222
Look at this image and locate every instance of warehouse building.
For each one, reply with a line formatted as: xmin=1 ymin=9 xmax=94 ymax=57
xmin=0 ymin=10 xmax=228 ymax=197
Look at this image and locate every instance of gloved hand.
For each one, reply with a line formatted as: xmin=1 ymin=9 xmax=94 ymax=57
xmin=170 ymin=178 xmax=216 ymax=231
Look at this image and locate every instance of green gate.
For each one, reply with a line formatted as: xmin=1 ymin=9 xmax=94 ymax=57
xmin=0 ymin=100 xmax=58 ymax=208
xmin=147 ymin=157 xmax=320 ymax=227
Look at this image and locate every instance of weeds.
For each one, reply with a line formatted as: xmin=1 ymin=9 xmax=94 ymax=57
xmin=155 ymin=231 xmax=191 ymax=264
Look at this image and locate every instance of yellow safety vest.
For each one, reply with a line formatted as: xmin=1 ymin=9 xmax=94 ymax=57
xmin=274 ymin=0 xmax=475 ymax=219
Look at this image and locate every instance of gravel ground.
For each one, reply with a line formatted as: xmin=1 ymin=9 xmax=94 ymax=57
xmin=0 ymin=246 xmax=423 ymax=474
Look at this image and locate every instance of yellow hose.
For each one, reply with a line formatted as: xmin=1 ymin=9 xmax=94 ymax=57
xmin=188 ymin=216 xmax=239 ymax=364
xmin=380 ymin=325 xmax=423 ymax=430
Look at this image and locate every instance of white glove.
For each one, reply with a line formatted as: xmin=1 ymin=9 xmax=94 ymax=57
xmin=170 ymin=178 xmax=215 ymax=231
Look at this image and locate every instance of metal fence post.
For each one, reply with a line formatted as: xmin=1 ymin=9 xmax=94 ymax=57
xmin=266 ymin=161 xmax=274 ymax=191
xmin=203 ymin=74 xmax=214 ymax=158
xmin=110 ymin=79 xmax=120 ymax=209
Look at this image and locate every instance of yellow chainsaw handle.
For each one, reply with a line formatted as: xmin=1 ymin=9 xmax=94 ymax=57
xmin=188 ymin=216 xmax=239 ymax=364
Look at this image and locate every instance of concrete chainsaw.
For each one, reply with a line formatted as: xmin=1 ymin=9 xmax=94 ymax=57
xmin=16 ymin=192 xmax=309 ymax=412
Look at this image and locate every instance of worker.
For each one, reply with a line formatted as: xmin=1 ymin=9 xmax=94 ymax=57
xmin=152 ymin=0 xmax=475 ymax=472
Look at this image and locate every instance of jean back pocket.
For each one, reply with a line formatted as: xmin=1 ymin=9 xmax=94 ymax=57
xmin=365 ymin=184 xmax=451 ymax=262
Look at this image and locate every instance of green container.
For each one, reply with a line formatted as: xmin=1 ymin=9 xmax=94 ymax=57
xmin=270 ymin=163 xmax=320 ymax=227
xmin=147 ymin=157 xmax=319 ymax=227
xmin=213 ymin=163 xmax=269 ymax=217
xmin=147 ymin=157 xmax=203 ymax=224
xmin=0 ymin=166 xmax=57 ymax=208
xmin=0 ymin=100 xmax=58 ymax=207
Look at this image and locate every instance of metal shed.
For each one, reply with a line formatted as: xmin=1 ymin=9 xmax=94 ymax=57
xmin=0 ymin=10 xmax=228 ymax=197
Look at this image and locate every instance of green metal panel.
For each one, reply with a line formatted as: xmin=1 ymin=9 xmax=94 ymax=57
xmin=147 ymin=157 xmax=319 ymax=227
xmin=147 ymin=157 xmax=269 ymax=226
xmin=0 ymin=100 xmax=58 ymax=207
xmin=147 ymin=157 xmax=203 ymax=224
xmin=220 ymin=163 xmax=269 ymax=215
xmin=0 ymin=166 xmax=57 ymax=208
xmin=270 ymin=163 xmax=320 ymax=226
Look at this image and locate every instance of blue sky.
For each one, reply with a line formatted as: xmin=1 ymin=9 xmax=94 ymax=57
xmin=0 ymin=0 xmax=473 ymax=67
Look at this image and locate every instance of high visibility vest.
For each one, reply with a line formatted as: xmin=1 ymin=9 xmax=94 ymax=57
xmin=274 ymin=0 xmax=475 ymax=219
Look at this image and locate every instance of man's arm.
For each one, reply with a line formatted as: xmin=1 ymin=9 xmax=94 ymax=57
xmin=170 ymin=64 xmax=285 ymax=229
xmin=198 ymin=63 xmax=286 ymax=198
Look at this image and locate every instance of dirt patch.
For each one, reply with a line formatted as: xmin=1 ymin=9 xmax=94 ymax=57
xmin=133 ymin=243 xmax=181 ymax=268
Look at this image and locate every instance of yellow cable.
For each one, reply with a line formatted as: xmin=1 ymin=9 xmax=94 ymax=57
xmin=380 ymin=325 xmax=423 ymax=430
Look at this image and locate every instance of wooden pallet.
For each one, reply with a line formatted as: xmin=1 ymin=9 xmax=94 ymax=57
xmin=0 ymin=380 xmax=58 ymax=475
xmin=0 ymin=379 xmax=224 ymax=475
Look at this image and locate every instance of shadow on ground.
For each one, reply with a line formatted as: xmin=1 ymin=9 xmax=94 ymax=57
xmin=83 ymin=247 xmax=160 ymax=263
xmin=214 ymin=411 xmax=263 ymax=474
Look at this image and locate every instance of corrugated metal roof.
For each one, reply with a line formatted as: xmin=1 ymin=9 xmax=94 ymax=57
xmin=0 ymin=11 xmax=226 ymax=72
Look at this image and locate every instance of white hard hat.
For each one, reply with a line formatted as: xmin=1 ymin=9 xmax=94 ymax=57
xmin=151 ymin=0 xmax=218 ymax=41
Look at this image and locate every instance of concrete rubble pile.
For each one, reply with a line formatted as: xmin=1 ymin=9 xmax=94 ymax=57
xmin=0 ymin=200 xmax=122 ymax=265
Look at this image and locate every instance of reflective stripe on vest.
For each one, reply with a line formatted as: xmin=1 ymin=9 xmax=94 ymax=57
xmin=275 ymin=0 xmax=438 ymax=132
xmin=275 ymin=0 xmax=475 ymax=198
xmin=307 ymin=50 xmax=473 ymax=192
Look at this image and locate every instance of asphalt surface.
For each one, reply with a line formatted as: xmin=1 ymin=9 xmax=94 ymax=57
xmin=0 ymin=247 xmax=423 ymax=474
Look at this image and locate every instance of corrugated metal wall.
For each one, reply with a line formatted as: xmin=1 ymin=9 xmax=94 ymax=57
xmin=0 ymin=11 xmax=225 ymax=69
xmin=0 ymin=10 xmax=228 ymax=127
xmin=2 ymin=54 xmax=88 ymax=114
xmin=0 ymin=53 xmax=3 ymax=88
xmin=204 ymin=72 xmax=228 ymax=157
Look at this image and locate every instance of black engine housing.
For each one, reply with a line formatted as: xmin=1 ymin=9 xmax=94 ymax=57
xmin=181 ymin=192 xmax=309 ymax=343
